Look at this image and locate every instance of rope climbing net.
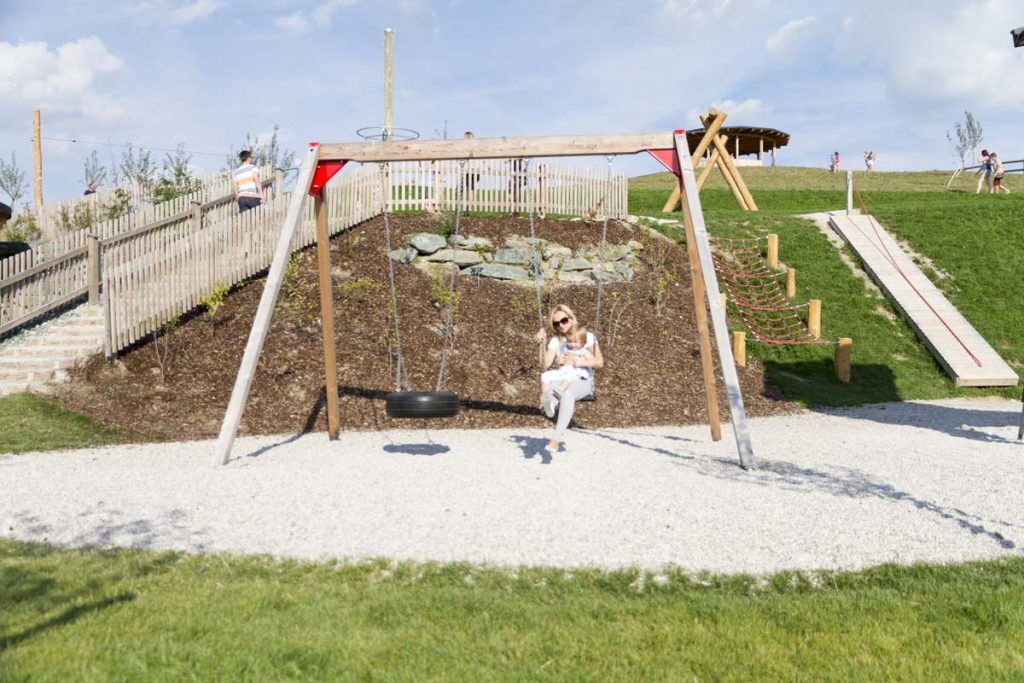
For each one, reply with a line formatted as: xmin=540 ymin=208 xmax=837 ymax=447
xmin=710 ymin=235 xmax=829 ymax=346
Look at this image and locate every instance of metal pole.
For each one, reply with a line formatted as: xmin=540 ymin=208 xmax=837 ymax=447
xmin=383 ymin=28 xmax=393 ymax=142
xmin=846 ymin=170 xmax=853 ymax=215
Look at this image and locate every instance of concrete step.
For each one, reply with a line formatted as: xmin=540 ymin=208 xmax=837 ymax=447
xmin=2 ymin=344 xmax=100 ymax=358
xmin=0 ymin=356 xmax=77 ymax=371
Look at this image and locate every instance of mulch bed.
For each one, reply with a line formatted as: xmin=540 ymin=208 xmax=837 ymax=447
xmin=57 ymin=214 xmax=798 ymax=441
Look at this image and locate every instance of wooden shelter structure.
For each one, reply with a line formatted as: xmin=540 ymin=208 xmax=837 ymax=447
xmin=661 ymin=109 xmax=789 ymax=213
xmin=213 ymin=128 xmax=756 ymax=469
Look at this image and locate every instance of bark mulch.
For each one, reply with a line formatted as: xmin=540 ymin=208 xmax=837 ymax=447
xmin=57 ymin=214 xmax=798 ymax=441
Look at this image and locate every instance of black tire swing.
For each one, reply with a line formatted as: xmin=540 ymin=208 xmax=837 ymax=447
xmin=380 ymin=162 xmax=464 ymax=419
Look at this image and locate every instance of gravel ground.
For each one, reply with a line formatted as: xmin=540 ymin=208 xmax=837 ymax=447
xmin=2 ymin=397 xmax=1022 ymax=575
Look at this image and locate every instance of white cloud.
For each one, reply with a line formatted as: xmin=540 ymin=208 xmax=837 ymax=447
xmin=0 ymin=37 xmax=124 ymax=121
xmin=274 ymin=12 xmax=312 ymax=34
xmin=131 ymin=0 xmax=226 ymax=26
xmin=765 ymin=16 xmax=817 ymax=57
xmin=708 ymin=99 xmax=774 ymax=122
xmin=312 ymin=0 xmax=363 ymax=28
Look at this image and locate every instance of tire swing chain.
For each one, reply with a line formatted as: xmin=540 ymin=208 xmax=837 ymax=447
xmin=379 ymin=163 xmax=410 ymax=392
xmin=523 ymin=158 xmax=546 ymax=333
xmin=594 ymin=155 xmax=614 ymax=338
xmin=435 ymin=160 xmax=467 ymax=392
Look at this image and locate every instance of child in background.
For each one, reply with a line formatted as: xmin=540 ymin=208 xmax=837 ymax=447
xmin=991 ymin=152 xmax=1010 ymax=194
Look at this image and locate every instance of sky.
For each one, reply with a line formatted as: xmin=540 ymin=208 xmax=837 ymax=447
xmin=2 ymin=0 xmax=1024 ymax=204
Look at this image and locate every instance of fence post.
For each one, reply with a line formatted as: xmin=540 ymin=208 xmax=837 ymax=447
xmin=87 ymin=235 xmax=100 ymax=304
xmin=190 ymin=201 xmax=202 ymax=233
xmin=766 ymin=233 xmax=779 ymax=270
xmin=732 ymin=331 xmax=746 ymax=367
xmin=835 ymin=337 xmax=852 ymax=382
xmin=538 ymin=164 xmax=547 ymax=219
xmin=846 ymin=171 xmax=853 ymax=214
xmin=808 ymin=299 xmax=822 ymax=339
xmin=786 ymin=268 xmax=796 ymax=298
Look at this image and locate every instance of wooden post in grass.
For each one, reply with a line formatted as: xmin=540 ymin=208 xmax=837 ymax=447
xmin=767 ymin=234 xmax=779 ymax=270
xmin=786 ymin=268 xmax=796 ymax=298
xmin=720 ymin=292 xmax=727 ymax=312
xmin=732 ymin=331 xmax=746 ymax=367
xmin=315 ymin=194 xmax=340 ymax=440
xmin=835 ymin=337 xmax=852 ymax=383
xmin=808 ymin=299 xmax=822 ymax=339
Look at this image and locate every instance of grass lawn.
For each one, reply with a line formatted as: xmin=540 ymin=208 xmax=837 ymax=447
xmin=2 ymin=540 xmax=1023 ymax=681
xmin=0 ymin=393 xmax=129 ymax=454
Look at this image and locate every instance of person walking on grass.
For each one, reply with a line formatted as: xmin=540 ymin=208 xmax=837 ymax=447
xmin=975 ymin=149 xmax=994 ymax=194
xmin=232 ymin=150 xmax=264 ymax=213
xmin=535 ymin=304 xmax=604 ymax=453
xmin=991 ymin=152 xmax=1011 ymax=194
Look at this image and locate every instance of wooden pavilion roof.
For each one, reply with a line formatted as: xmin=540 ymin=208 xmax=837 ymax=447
xmin=686 ymin=126 xmax=790 ymax=156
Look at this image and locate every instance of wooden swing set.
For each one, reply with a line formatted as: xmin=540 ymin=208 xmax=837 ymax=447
xmin=213 ymin=122 xmax=757 ymax=469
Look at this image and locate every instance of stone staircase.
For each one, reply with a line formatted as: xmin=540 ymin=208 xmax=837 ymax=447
xmin=0 ymin=304 xmax=105 ymax=396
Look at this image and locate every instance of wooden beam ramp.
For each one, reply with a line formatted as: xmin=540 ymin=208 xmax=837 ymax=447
xmin=828 ymin=212 xmax=1018 ymax=387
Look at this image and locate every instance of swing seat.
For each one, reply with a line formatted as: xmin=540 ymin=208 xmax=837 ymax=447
xmin=385 ymin=391 xmax=460 ymax=419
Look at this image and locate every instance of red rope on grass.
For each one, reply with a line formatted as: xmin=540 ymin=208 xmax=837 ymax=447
xmin=851 ymin=181 xmax=982 ymax=367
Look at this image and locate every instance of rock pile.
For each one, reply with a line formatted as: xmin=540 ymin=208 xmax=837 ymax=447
xmin=389 ymin=232 xmax=643 ymax=286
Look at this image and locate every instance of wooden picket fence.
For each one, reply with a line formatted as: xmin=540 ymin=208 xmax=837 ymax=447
xmin=1 ymin=160 xmax=625 ymax=353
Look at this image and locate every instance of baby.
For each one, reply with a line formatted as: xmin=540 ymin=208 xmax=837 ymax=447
xmin=540 ymin=326 xmax=594 ymax=398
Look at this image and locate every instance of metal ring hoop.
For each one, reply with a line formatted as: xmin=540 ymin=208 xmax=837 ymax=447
xmin=356 ymin=126 xmax=421 ymax=142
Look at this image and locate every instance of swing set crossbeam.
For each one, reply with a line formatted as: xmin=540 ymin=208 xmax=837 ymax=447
xmin=315 ymin=132 xmax=678 ymax=163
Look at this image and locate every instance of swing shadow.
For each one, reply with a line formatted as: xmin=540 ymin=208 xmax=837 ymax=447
xmin=507 ymin=435 xmax=557 ymax=464
xmin=578 ymin=429 xmax=1019 ymax=550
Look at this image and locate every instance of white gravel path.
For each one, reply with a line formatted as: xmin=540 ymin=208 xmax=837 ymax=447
xmin=2 ymin=397 xmax=1022 ymax=574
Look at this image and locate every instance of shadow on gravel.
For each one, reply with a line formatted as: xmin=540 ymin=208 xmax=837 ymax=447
xmin=383 ymin=443 xmax=450 ymax=456
xmin=580 ymin=429 xmax=1019 ymax=551
xmin=814 ymin=400 xmax=1023 ymax=445
xmin=508 ymin=435 xmax=555 ymax=464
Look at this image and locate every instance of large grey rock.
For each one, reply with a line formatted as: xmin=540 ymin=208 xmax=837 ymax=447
xmin=561 ymin=257 xmax=592 ymax=272
xmin=387 ymin=247 xmax=418 ymax=264
xmin=462 ymin=263 xmax=530 ymax=280
xmin=627 ymin=239 xmax=644 ymax=251
xmin=590 ymin=269 xmax=623 ymax=284
xmin=505 ymin=235 xmax=547 ymax=250
xmin=423 ymin=249 xmax=484 ymax=267
xmin=450 ymin=235 xmax=493 ymax=250
xmin=406 ymin=232 xmax=447 ymax=255
xmin=614 ymin=261 xmax=635 ymax=282
xmin=557 ymin=270 xmax=593 ymax=284
xmin=494 ymin=248 xmax=538 ymax=267
xmin=543 ymin=243 xmax=572 ymax=259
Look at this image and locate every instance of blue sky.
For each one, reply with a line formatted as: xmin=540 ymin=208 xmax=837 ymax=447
xmin=3 ymin=0 xmax=1024 ymax=204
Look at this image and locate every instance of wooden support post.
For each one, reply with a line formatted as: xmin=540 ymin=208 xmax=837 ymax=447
xmin=696 ymin=148 xmax=720 ymax=190
xmin=766 ymin=233 xmax=779 ymax=270
xmin=732 ymin=331 xmax=746 ymax=367
xmin=214 ymin=145 xmax=320 ymax=466
xmin=808 ymin=298 xmax=822 ymax=339
xmin=703 ymin=126 xmax=758 ymax=211
xmin=835 ymin=338 xmax=852 ymax=383
xmin=709 ymin=134 xmax=750 ymax=211
xmin=86 ymin=235 xmax=100 ymax=304
xmin=681 ymin=194 xmax=721 ymax=442
xmin=676 ymin=132 xmax=754 ymax=468
xmin=786 ymin=268 xmax=796 ymax=298
xmin=661 ymin=184 xmax=681 ymax=214
xmin=33 ymin=109 xmax=43 ymax=208
xmin=662 ymin=110 xmax=729 ymax=212
xmin=720 ymin=292 xmax=727 ymax=313
xmin=315 ymin=195 xmax=340 ymax=440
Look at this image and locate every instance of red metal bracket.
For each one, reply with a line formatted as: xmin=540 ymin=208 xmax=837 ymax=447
xmin=309 ymin=159 xmax=347 ymax=198
xmin=646 ymin=129 xmax=686 ymax=177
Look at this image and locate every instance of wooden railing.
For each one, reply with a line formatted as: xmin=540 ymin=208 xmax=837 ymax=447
xmin=2 ymin=160 xmax=625 ymax=351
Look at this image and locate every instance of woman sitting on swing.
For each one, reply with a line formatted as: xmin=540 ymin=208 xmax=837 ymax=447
xmin=535 ymin=304 xmax=604 ymax=452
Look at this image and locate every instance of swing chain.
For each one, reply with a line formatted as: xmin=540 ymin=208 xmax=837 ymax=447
xmin=435 ymin=160 xmax=467 ymax=391
xmin=523 ymin=158 xmax=546 ymax=332
xmin=379 ymin=163 xmax=408 ymax=391
xmin=594 ymin=155 xmax=614 ymax=338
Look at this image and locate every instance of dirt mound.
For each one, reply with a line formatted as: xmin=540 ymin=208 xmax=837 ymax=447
xmin=57 ymin=214 xmax=795 ymax=440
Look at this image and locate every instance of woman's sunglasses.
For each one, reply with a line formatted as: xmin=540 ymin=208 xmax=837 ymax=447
xmin=554 ymin=317 xmax=571 ymax=326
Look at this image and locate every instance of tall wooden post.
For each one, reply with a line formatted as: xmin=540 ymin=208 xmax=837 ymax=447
xmin=315 ymin=195 xmax=340 ymax=439
xmin=33 ymin=109 xmax=43 ymax=208
xmin=383 ymin=28 xmax=393 ymax=141
xmin=808 ymin=299 xmax=822 ymax=339
xmin=835 ymin=338 xmax=852 ymax=383
xmin=681 ymin=195 xmax=721 ymax=442
xmin=766 ymin=234 xmax=779 ymax=270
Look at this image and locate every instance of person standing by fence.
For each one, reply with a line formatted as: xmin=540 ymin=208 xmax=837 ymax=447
xmin=975 ymin=150 xmax=993 ymax=194
xmin=232 ymin=150 xmax=264 ymax=213
xmin=990 ymin=152 xmax=1010 ymax=194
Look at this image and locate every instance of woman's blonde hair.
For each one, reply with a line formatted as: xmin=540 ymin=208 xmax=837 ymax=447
xmin=548 ymin=304 xmax=580 ymax=339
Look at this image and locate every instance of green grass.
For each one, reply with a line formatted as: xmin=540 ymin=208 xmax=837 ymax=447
xmin=0 ymin=393 xmax=128 ymax=454
xmin=3 ymin=539 xmax=1023 ymax=680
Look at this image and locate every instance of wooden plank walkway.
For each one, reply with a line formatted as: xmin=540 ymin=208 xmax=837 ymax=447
xmin=828 ymin=212 xmax=1018 ymax=387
